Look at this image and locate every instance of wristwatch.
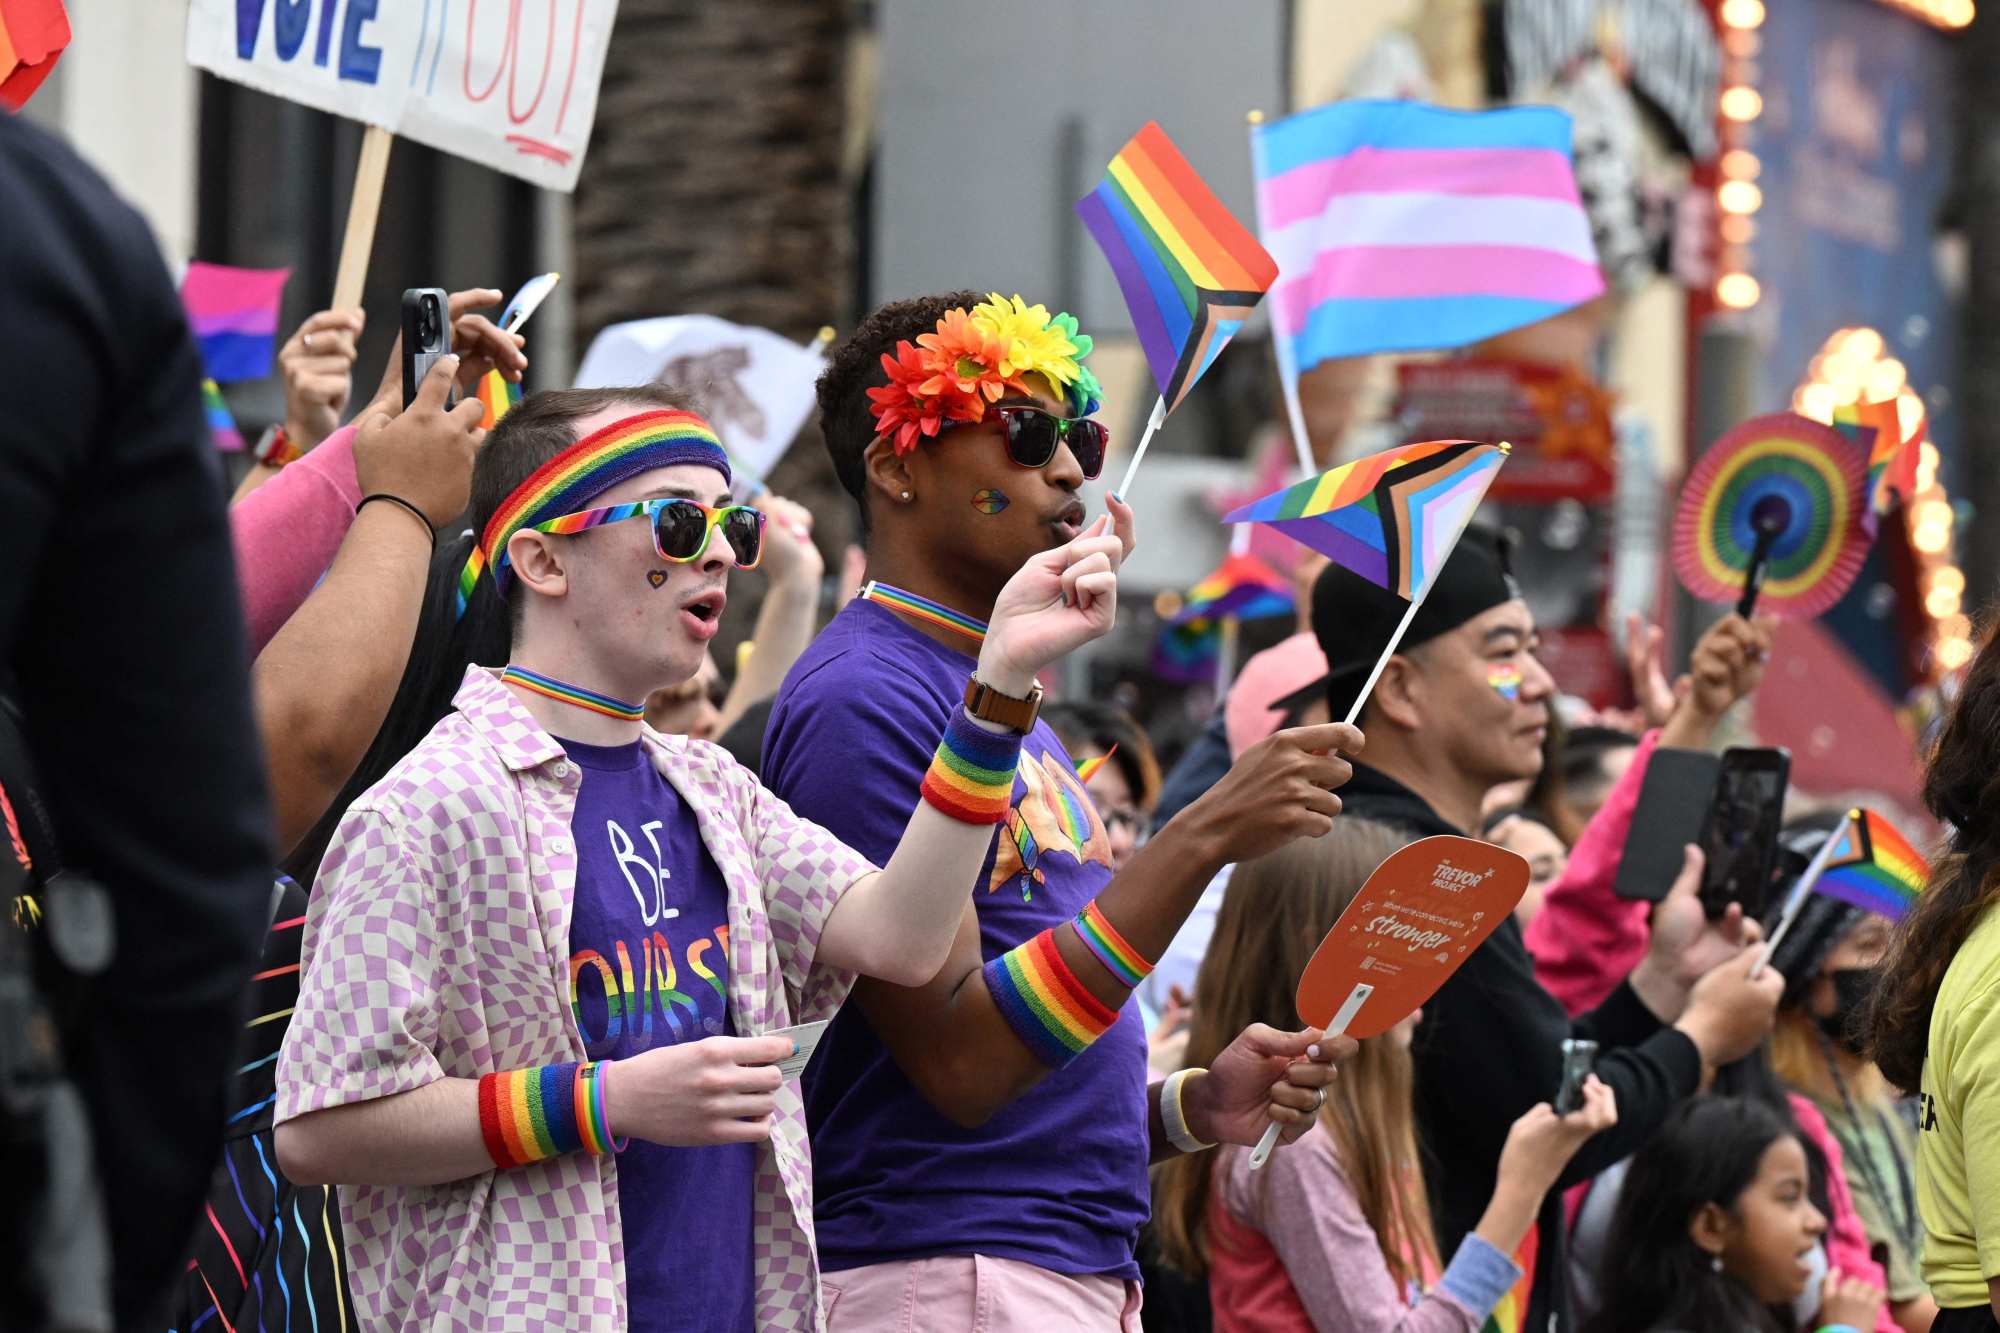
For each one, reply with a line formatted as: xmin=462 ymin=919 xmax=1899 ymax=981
xmin=253 ymin=425 xmax=303 ymax=468
xmin=963 ymin=674 xmax=1043 ymax=734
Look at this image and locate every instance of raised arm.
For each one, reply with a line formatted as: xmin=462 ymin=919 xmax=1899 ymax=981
xmin=715 ymin=495 xmax=824 ymax=737
xmin=252 ymin=355 xmax=485 ymax=856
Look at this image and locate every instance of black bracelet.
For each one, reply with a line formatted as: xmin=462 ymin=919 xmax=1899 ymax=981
xmin=358 ymin=493 xmax=437 ymax=542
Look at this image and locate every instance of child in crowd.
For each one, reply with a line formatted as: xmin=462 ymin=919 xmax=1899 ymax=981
xmin=1152 ymin=821 xmax=1617 ymax=1332
xmin=1581 ymin=1096 xmax=1886 ymax=1333
xmin=1045 ymin=700 xmax=1162 ymax=870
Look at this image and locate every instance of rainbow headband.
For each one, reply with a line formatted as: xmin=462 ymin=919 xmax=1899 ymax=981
xmin=457 ymin=409 xmax=730 ymax=613
xmin=867 ymin=293 xmax=1103 ymax=454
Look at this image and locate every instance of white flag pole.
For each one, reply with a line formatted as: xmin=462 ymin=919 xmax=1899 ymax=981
xmin=1249 ymin=110 xmax=1316 ymax=479
xmin=1752 ymin=815 xmax=1853 ymax=979
xmin=1113 ymin=396 xmax=1169 ymax=499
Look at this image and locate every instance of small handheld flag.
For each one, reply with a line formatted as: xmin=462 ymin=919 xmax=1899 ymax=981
xmin=1226 ymin=439 xmax=1508 ymax=726
xmin=475 ymin=273 xmax=561 ymax=429
xmin=180 ymin=262 xmax=292 ymax=384
xmin=1076 ymin=121 xmax=1277 ymax=498
xmin=1172 ymin=552 xmax=1294 ymax=626
xmin=1819 ymin=808 xmax=1929 ymax=920
xmin=1831 ymin=398 xmax=1920 ymax=538
xmin=201 ymin=378 xmax=244 ymax=452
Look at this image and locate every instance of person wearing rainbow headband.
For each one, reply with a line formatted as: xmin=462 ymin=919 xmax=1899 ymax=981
xmin=274 ymin=383 xmax=1218 ymax=1332
xmin=763 ymin=293 xmax=1366 ymax=1329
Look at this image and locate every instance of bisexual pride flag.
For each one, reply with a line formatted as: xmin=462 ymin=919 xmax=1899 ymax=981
xmin=1817 ymin=808 xmax=1929 ymax=920
xmin=1225 ymin=439 xmax=1508 ymax=604
xmin=1076 ymin=122 xmax=1278 ymax=417
xmin=1251 ymin=100 xmax=1602 ymax=371
xmin=180 ymin=261 xmax=291 ymax=383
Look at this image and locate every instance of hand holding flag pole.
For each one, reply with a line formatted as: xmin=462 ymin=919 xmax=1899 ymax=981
xmin=1752 ymin=823 xmax=1849 ymax=980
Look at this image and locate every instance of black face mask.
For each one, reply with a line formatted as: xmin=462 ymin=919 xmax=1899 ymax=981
xmin=1817 ymin=967 xmax=1878 ymax=1058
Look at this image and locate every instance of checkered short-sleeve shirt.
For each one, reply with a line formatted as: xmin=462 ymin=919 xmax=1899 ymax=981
xmin=276 ymin=666 xmax=874 ymax=1331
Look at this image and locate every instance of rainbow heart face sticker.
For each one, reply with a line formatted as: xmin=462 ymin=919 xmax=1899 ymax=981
xmin=1487 ymin=663 xmax=1523 ymax=702
xmin=972 ymin=489 xmax=1011 ymax=515
xmin=647 ymin=570 xmax=668 ymax=589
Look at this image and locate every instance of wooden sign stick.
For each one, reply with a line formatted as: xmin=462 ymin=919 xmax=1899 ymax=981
xmin=332 ymin=125 xmax=395 ymax=311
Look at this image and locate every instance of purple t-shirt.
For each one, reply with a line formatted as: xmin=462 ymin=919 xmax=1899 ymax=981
xmin=563 ymin=737 xmax=753 ymax=1333
xmin=762 ymin=599 xmax=1149 ymax=1280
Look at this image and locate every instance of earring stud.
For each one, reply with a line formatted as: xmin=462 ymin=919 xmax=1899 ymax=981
xmin=901 ymin=490 xmax=911 ymax=500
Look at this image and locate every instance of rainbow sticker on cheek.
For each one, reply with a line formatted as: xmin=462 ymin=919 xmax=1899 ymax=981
xmin=1488 ymin=663 xmax=1524 ymax=702
xmin=972 ymin=489 xmax=1011 ymax=516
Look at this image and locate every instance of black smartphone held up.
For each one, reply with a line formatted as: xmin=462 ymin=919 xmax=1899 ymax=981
xmin=1555 ymin=1038 xmax=1597 ymax=1115
xmin=401 ymin=287 xmax=455 ymax=410
xmin=1696 ymin=746 xmax=1792 ymax=922
xmin=1613 ymin=748 xmax=1723 ymax=903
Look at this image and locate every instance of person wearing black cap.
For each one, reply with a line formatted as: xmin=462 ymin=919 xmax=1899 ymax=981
xmin=1768 ymin=821 xmax=1936 ymax=1333
xmin=1305 ymin=527 xmax=1786 ymax=1331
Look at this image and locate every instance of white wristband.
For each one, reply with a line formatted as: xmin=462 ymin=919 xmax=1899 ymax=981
xmin=1161 ymin=1067 xmax=1215 ymax=1154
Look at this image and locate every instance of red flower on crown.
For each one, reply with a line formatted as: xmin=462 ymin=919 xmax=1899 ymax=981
xmin=866 ymin=339 xmax=985 ymax=455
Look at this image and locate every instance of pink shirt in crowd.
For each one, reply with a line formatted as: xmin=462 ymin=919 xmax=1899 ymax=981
xmin=230 ymin=423 xmax=363 ymax=654
xmin=277 ymin=666 xmax=876 ymax=1331
xmin=1205 ymin=1127 xmax=1521 ymax=1333
xmin=1520 ymin=735 xmax=1896 ymax=1332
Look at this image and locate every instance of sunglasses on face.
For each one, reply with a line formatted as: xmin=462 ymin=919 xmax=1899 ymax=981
xmin=524 ymin=498 xmax=766 ymax=569
xmin=948 ymin=405 xmax=1109 ymax=480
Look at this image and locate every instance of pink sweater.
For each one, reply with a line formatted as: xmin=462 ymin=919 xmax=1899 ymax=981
xmin=229 ymin=424 xmax=363 ymax=655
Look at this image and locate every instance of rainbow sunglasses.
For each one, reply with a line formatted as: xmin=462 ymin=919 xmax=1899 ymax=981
xmin=518 ymin=497 xmax=767 ymax=570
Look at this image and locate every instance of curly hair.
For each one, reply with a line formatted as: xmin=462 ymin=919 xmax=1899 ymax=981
xmin=813 ymin=290 xmax=982 ymax=529
xmin=1865 ymin=616 xmax=2000 ymax=1091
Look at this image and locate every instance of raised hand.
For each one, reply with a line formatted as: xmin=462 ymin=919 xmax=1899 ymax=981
xmin=1495 ymin=1075 xmax=1618 ymax=1198
xmin=366 ymin=287 xmax=529 ymax=412
xmin=599 ymin=1034 xmax=793 ymax=1147
xmin=1661 ymin=613 xmax=1776 ymax=748
xmin=1816 ymin=1268 xmax=1886 ymax=1332
xmin=1623 ymin=611 xmax=1685 ymax=730
xmin=352 ymin=353 xmax=487 ymax=529
xmin=756 ymin=495 xmax=824 ymax=590
xmin=1180 ymin=1023 xmax=1357 ymax=1149
xmin=1182 ymin=721 xmax=1366 ymax=865
xmin=281 ymin=308 xmax=365 ymax=449
xmin=977 ymin=514 xmax=1123 ymax=694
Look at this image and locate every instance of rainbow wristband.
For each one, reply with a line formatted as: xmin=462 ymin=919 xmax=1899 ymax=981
xmin=477 ymin=1060 xmax=622 ymax=1169
xmin=921 ymin=707 xmax=1023 ymax=825
xmin=984 ymin=928 xmax=1121 ymax=1067
xmin=1073 ymin=900 xmax=1154 ymax=988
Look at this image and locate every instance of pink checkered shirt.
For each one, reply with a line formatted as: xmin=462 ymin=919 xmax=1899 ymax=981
xmin=277 ymin=666 xmax=873 ymax=1331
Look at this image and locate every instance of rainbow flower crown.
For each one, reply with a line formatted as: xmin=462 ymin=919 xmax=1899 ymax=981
xmin=868 ymin=293 xmax=1104 ymax=453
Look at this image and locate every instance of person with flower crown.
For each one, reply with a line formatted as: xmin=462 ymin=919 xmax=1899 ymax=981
xmin=269 ymin=378 xmax=1262 ymax=1332
xmin=763 ymin=292 xmax=1369 ymax=1329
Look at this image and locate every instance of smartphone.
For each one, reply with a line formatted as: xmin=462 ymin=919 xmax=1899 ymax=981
xmin=1555 ymin=1038 xmax=1597 ymax=1115
xmin=401 ymin=287 xmax=455 ymax=409
xmin=1613 ymin=748 xmax=1722 ymax=903
xmin=1696 ymin=746 xmax=1792 ymax=921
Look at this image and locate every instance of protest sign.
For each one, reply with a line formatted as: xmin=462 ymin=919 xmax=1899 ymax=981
xmin=1251 ymin=834 xmax=1526 ymax=1168
xmin=576 ymin=315 xmax=830 ymax=488
xmin=188 ymin=1 xmax=618 ymax=306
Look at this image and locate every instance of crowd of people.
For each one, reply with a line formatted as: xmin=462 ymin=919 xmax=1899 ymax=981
xmin=4 ymin=106 xmax=1998 ymax=1333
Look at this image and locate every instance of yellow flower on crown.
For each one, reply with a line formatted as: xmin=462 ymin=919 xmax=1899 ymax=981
xmin=972 ymin=293 xmax=1085 ymax=399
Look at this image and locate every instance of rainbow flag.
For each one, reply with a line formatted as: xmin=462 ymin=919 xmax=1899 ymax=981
xmin=1171 ymin=552 xmax=1294 ymax=626
xmin=1817 ymin=808 xmax=1929 ymax=920
xmin=201 ymin=378 xmax=244 ymax=452
xmin=0 ymin=0 xmax=68 ymax=111
xmin=476 ymin=368 xmax=522 ymax=430
xmin=1224 ymin=440 xmax=1508 ymax=603
xmin=1075 ymin=122 xmax=1278 ymax=417
xmin=1075 ymin=746 xmax=1118 ymax=785
xmin=1832 ymin=398 xmax=1920 ymax=538
xmin=1479 ymin=1222 xmax=1536 ymax=1333
xmin=180 ymin=261 xmax=292 ymax=383
xmin=1153 ymin=618 xmax=1221 ymax=685
xmin=1252 ymin=100 xmax=1601 ymax=371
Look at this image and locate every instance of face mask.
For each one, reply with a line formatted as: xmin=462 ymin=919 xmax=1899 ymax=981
xmin=1816 ymin=967 xmax=1877 ymax=1058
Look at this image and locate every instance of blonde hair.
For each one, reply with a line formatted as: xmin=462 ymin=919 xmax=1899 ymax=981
xmin=1151 ymin=820 xmax=1441 ymax=1291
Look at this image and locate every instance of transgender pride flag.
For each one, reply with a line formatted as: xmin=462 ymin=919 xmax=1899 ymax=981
xmin=1251 ymin=100 xmax=1603 ymax=371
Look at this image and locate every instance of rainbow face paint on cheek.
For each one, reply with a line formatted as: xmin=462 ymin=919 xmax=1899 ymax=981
xmin=647 ymin=570 xmax=668 ymax=588
xmin=1488 ymin=663 xmax=1524 ymax=702
xmin=972 ymin=488 xmax=1011 ymax=516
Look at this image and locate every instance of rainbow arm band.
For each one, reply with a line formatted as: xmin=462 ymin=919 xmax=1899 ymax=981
xmin=476 ymin=1061 xmax=624 ymax=1168
xmin=920 ymin=707 xmax=1023 ymax=825
xmin=1073 ymin=899 xmax=1154 ymax=989
xmin=983 ymin=928 xmax=1122 ymax=1067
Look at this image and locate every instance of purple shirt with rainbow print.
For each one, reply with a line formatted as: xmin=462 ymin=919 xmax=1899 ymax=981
xmin=763 ymin=598 xmax=1149 ymax=1281
xmin=563 ymin=736 xmax=753 ymax=1333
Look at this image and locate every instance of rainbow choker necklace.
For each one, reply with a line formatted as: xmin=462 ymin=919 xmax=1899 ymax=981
xmin=858 ymin=582 xmax=989 ymax=645
xmin=500 ymin=666 xmax=647 ymax=722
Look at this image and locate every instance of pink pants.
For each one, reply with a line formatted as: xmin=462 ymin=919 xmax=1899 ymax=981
xmin=821 ymin=1255 xmax=1143 ymax=1333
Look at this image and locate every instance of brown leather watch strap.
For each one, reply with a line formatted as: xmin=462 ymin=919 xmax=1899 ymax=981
xmin=963 ymin=675 xmax=1043 ymax=733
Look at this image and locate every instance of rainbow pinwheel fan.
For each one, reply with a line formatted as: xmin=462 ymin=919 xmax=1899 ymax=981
xmin=1672 ymin=412 xmax=1871 ymax=619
